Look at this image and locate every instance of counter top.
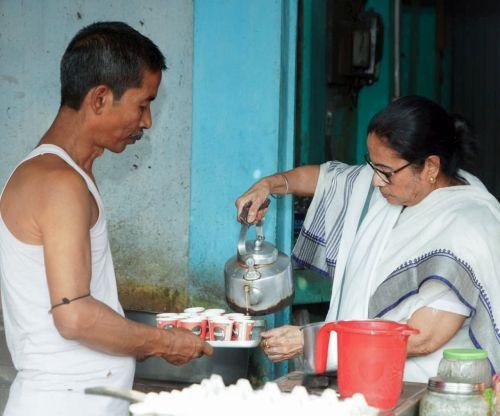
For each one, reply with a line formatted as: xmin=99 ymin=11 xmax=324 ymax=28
xmin=274 ymin=371 xmax=426 ymax=416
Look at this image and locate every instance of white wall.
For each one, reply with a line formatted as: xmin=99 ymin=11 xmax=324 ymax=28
xmin=0 ymin=0 xmax=194 ymax=311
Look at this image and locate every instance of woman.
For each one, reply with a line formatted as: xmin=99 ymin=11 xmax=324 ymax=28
xmin=235 ymin=96 xmax=500 ymax=382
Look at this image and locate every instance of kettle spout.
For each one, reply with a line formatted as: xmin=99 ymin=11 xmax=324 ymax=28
xmin=244 ymin=284 xmax=262 ymax=306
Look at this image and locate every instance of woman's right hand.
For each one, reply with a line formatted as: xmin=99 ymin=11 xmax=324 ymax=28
xmin=235 ymin=179 xmax=272 ymax=224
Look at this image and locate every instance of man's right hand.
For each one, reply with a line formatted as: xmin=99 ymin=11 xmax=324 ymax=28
xmin=159 ymin=327 xmax=214 ymax=365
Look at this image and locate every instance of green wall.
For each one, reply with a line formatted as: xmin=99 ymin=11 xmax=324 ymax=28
xmin=355 ymin=0 xmax=394 ymax=163
xmin=356 ymin=0 xmax=438 ymax=162
xmin=297 ymin=0 xmax=327 ymax=165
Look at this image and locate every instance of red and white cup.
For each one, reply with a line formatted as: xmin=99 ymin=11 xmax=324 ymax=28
xmin=225 ymin=313 xmax=247 ymax=340
xmin=232 ymin=317 xmax=255 ymax=341
xmin=178 ymin=316 xmax=206 ymax=339
xmin=199 ymin=315 xmax=211 ymax=340
xmin=156 ymin=313 xmax=179 ymax=330
xmin=157 ymin=312 xmax=178 ymax=318
xmin=183 ymin=307 xmax=205 ymax=314
xmin=204 ymin=309 xmax=225 ymax=317
xmin=209 ymin=317 xmax=233 ymax=341
xmin=225 ymin=313 xmax=245 ymax=321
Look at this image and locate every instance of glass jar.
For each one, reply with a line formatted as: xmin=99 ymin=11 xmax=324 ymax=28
xmin=420 ymin=377 xmax=489 ymax=416
xmin=438 ymin=348 xmax=491 ymax=386
xmin=493 ymin=374 xmax=500 ymax=416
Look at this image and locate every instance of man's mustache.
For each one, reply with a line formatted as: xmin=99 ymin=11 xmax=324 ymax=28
xmin=130 ymin=130 xmax=144 ymax=141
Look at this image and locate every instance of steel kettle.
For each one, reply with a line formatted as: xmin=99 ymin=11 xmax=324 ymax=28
xmin=224 ymin=200 xmax=294 ymax=315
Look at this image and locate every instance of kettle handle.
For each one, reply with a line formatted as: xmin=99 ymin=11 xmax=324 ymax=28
xmin=237 ymin=221 xmax=265 ymax=258
xmin=237 ymin=224 xmax=249 ymax=258
xmin=314 ymin=322 xmax=339 ymax=373
xmin=238 ymin=199 xmax=271 ymax=226
xmin=237 ymin=199 xmax=270 ymax=259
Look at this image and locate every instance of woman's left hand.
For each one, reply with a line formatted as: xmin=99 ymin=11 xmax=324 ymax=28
xmin=260 ymin=325 xmax=303 ymax=362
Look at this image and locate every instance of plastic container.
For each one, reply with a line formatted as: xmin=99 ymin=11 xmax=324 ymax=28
xmin=420 ymin=377 xmax=489 ymax=416
xmin=301 ymin=322 xmax=327 ymax=374
xmin=438 ymin=348 xmax=491 ymax=386
xmin=314 ymin=320 xmax=418 ymax=410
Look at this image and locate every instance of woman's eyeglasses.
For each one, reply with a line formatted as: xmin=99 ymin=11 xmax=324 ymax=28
xmin=364 ymin=154 xmax=412 ymax=184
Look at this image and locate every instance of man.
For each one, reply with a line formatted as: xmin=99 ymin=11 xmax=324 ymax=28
xmin=0 ymin=22 xmax=212 ymax=415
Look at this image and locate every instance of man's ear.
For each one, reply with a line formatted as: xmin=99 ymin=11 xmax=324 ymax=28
xmin=88 ymin=85 xmax=113 ymax=115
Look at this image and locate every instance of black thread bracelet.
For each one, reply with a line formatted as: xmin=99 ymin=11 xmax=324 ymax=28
xmin=49 ymin=293 xmax=91 ymax=313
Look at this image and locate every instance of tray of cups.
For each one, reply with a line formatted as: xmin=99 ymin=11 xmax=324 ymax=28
xmin=156 ymin=307 xmax=262 ymax=348
xmin=207 ymin=340 xmax=261 ymax=348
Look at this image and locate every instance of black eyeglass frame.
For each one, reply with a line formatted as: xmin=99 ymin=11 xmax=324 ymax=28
xmin=364 ymin=154 xmax=413 ymax=184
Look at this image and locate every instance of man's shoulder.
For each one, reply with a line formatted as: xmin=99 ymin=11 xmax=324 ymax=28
xmin=1 ymin=154 xmax=93 ymax=242
xmin=26 ymin=153 xmax=85 ymax=183
xmin=10 ymin=154 xmax=89 ymax=204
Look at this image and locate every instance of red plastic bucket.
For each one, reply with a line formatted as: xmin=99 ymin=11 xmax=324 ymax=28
xmin=315 ymin=320 xmax=418 ymax=410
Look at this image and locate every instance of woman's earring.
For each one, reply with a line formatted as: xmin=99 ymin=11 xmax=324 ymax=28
xmin=429 ymin=176 xmax=436 ymax=184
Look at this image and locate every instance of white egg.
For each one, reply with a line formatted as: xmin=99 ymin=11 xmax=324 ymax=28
xmin=290 ymin=385 xmax=309 ymax=401
xmin=261 ymin=381 xmax=282 ymax=399
xmin=128 ymin=375 xmax=378 ymax=416
xmin=236 ymin=378 xmax=252 ymax=391
xmin=321 ymin=388 xmax=339 ymax=402
xmin=129 ymin=402 xmax=154 ymax=416
xmin=350 ymin=392 xmax=368 ymax=404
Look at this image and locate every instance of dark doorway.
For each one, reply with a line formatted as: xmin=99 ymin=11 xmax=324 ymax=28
xmin=446 ymin=0 xmax=500 ymax=199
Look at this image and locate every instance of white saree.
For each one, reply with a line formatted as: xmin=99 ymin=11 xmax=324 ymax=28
xmin=292 ymin=162 xmax=500 ymax=382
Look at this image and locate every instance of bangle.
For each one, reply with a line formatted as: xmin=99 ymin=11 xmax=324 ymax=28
xmin=281 ymin=173 xmax=289 ymax=194
xmin=271 ymin=173 xmax=289 ymax=199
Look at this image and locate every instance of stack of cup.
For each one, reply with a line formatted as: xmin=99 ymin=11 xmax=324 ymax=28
xmin=156 ymin=307 xmax=255 ymax=342
xmin=156 ymin=313 xmax=179 ymax=330
xmin=202 ymin=309 xmax=225 ymax=340
xmin=226 ymin=314 xmax=255 ymax=341
xmin=178 ymin=307 xmax=207 ymax=339
xmin=208 ymin=316 xmax=233 ymax=341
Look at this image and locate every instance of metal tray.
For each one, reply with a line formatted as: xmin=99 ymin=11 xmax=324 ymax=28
xmin=125 ymin=310 xmax=251 ymax=384
xmin=208 ymin=339 xmax=260 ymax=348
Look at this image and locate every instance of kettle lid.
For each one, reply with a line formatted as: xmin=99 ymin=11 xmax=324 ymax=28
xmin=237 ymin=221 xmax=278 ymax=265
xmin=238 ymin=239 xmax=278 ymax=265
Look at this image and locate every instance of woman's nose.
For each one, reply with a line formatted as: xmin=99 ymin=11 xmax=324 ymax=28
xmin=372 ymin=172 xmax=387 ymax=187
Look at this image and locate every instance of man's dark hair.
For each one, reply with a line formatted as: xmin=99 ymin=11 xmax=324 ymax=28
xmin=60 ymin=21 xmax=166 ymax=110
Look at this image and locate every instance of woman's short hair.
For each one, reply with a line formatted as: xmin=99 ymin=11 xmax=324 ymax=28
xmin=367 ymin=95 xmax=477 ymax=179
xmin=60 ymin=21 xmax=166 ymax=110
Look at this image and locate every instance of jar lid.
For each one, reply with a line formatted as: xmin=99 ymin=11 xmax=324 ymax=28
xmin=443 ymin=348 xmax=488 ymax=361
xmin=428 ymin=376 xmax=484 ymax=395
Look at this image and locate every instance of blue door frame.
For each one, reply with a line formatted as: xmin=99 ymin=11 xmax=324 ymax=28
xmin=189 ymin=0 xmax=298 ymax=381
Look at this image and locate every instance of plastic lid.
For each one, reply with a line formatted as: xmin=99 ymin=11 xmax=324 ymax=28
xmin=443 ymin=348 xmax=488 ymax=361
xmin=428 ymin=376 xmax=484 ymax=395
